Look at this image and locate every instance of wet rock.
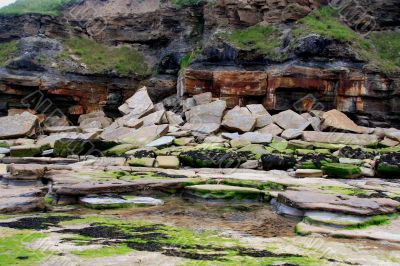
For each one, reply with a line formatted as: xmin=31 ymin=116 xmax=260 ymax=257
xmin=146 ymin=136 xmax=175 ymax=148
xmin=119 ymin=87 xmax=154 ymax=117
xmin=257 ymin=124 xmax=283 ymax=136
xmin=121 ymin=125 xmax=169 ymax=146
xmin=156 ymin=156 xmax=180 ymax=169
xmin=273 ymin=110 xmax=310 ymax=131
xmin=179 ymin=149 xmax=245 ymax=168
xmin=322 ymin=109 xmax=363 ymax=133
xmin=302 ymin=131 xmax=379 ymax=146
xmin=80 ymin=196 xmax=163 ymax=209
xmin=277 ymin=190 xmax=399 ymax=216
xmin=238 ymin=144 xmax=269 ymax=160
xmin=0 ymin=187 xmax=45 ymax=214
xmin=322 ymin=163 xmax=362 ymax=179
xmin=261 ymin=154 xmax=296 ymax=171
xmin=193 ymin=92 xmax=212 ymax=105
xmin=338 ymin=146 xmax=377 ymax=160
xmin=185 ymin=184 xmax=264 ymax=201
xmin=0 ymin=112 xmax=38 ymax=139
xmin=281 ymin=129 xmax=303 ymax=140
xmin=222 ymin=106 xmax=256 ymax=133
xmin=240 ymin=132 xmax=273 ymax=144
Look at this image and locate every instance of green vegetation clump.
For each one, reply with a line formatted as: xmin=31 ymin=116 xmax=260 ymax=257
xmin=180 ymin=48 xmax=202 ymax=69
xmin=0 ymin=231 xmax=49 ymax=265
xmin=170 ymin=0 xmax=200 ymax=9
xmin=225 ymin=24 xmax=284 ymax=61
xmin=58 ymin=37 xmax=148 ymax=76
xmin=369 ymin=32 xmax=400 ymax=73
xmin=0 ymin=0 xmax=77 ymax=16
xmin=344 ymin=214 xmax=399 ymax=230
xmin=320 ymin=186 xmax=369 ymax=197
xmin=322 ymin=163 xmax=361 ymax=179
xmin=0 ymin=40 xmax=18 ymax=66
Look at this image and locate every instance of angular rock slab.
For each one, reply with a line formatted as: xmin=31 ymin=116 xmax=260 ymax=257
xmin=119 ymin=86 xmax=154 ymax=117
xmin=241 ymin=132 xmax=273 ymax=144
xmin=146 ymin=136 xmax=175 ymax=148
xmin=322 ymin=109 xmax=363 ymax=133
xmin=0 ymin=112 xmax=38 ymax=139
xmin=273 ymin=110 xmax=310 ymax=131
xmin=187 ymin=100 xmax=226 ymax=124
xmin=277 ymin=190 xmax=399 ymax=216
xmin=80 ymin=196 xmax=164 ymax=209
xmin=122 ymin=125 xmax=169 ymax=146
xmin=0 ymin=186 xmax=45 ymax=214
xmin=185 ymin=184 xmax=264 ymax=200
xmin=222 ymin=106 xmax=256 ymax=133
xmin=302 ymin=131 xmax=379 ymax=146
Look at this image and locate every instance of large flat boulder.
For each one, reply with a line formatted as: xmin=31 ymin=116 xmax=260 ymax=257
xmin=273 ymin=110 xmax=310 ymax=131
xmin=0 ymin=112 xmax=38 ymax=139
xmin=118 ymin=87 xmax=154 ymax=117
xmin=0 ymin=186 xmax=45 ymax=214
xmin=257 ymin=123 xmax=284 ymax=136
xmin=121 ymin=125 xmax=169 ymax=146
xmin=187 ymin=100 xmax=226 ymax=124
xmin=322 ymin=109 xmax=363 ymax=133
xmin=302 ymin=131 xmax=379 ymax=146
xmin=222 ymin=106 xmax=256 ymax=133
xmin=246 ymin=104 xmax=273 ymax=128
xmin=277 ymin=190 xmax=399 ymax=216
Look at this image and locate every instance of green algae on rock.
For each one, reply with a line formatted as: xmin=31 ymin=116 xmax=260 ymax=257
xmin=184 ymin=184 xmax=266 ymax=201
xmin=322 ymin=163 xmax=362 ymax=179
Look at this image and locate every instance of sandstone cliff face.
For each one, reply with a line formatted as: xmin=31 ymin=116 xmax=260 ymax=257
xmin=0 ymin=0 xmax=399 ymax=126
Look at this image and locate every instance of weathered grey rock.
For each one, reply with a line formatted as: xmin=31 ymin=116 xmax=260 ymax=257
xmin=156 ymin=156 xmax=180 ymax=169
xmin=78 ymin=111 xmax=107 ymax=124
xmin=44 ymin=126 xmax=81 ymax=134
xmin=44 ymin=115 xmax=70 ymax=127
xmin=222 ymin=106 xmax=256 ymax=133
xmin=183 ymin=97 xmax=196 ymax=111
xmin=281 ymin=129 xmax=303 ymax=140
xmin=15 ymin=138 xmax=35 ymax=145
xmin=146 ymin=136 xmax=175 ymax=147
xmin=193 ymin=92 xmax=212 ymax=105
xmin=0 ymin=148 xmax=10 ymax=154
xmin=339 ymin=158 xmax=363 ymax=165
xmin=241 ymin=132 xmax=273 ymax=144
xmin=182 ymin=123 xmax=220 ymax=136
xmin=221 ymin=132 xmax=240 ymax=140
xmin=121 ymin=125 xmax=169 ymax=146
xmin=80 ymin=196 xmax=163 ymax=209
xmin=100 ymin=127 xmax=134 ymax=142
xmin=302 ymin=131 xmax=379 ymax=146
xmin=386 ymin=131 xmax=400 ymax=142
xmin=240 ymin=160 xmax=259 ymax=169
xmin=127 ymin=157 xmax=156 ymax=167
xmin=380 ymin=137 xmax=399 ymax=147
xmin=173 ymin=137 xmax=194 ymax=146
xmin=0 ymin=187 xmax=44 ymax=213
xmin=141 ymin=110 xmax=166 ymax=126
xmin=204 ymin=135 xmax=226 ymax=143
xmin=79 ymin=115 xmax=112 ymax=129
xmin=360 ymin=167 xmax=375 ymax=177
xmin=166 ymin=111 xmax=184 ymax=126
xmin=119 ymin=87 xmax=154 ymax=117
xmin=308 ymin=117 xmax=321 ymax=131
xmin=80 ymin=121 xmax=103 ymax=130
xmin=123 ymin=118 xmax=144 ymax=129
xmin=154 ymin=102 xmax=165 ymax=111
xmin=277 ymin=190 xmax=399 ymax=215
xmin=273 ymin=110 xmax=310 ymax=131
xmin=322 ymin=109 xmax=363 ymax=133
xmin=0 ymin=112 xmax=38 ymax=139
xmin=230 ymin=138 xmax=251 ymax=148
xmin=10 ymin=144 xmax=49 ymax=157
xmin=246 ymin=104 xmax=273 ymax=128
xmin=257 ymin=123 xmax=284 ymax=136
xmin=187 ymin=100 xmax=226 ymax=124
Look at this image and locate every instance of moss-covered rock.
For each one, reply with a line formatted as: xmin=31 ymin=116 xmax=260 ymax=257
xmin=296 ymin=154 xmax=339 ymax=169
xmin=237 ymin=144 xmax=269 ymax=160
xmin=376 ymin=153 xmax=400 ymax=178
xmin=104 ymin=144 xmax=137 ymax=156
xmin=10 ymin=143 xmax=50 ymax=157
xmin=322 ymin=163 xmax=362 ymax=179
xmin=179 ymin=149 xmax=246 ymax=168
xmin=53 ymin=138 xmax=118 ymax=157
xmin=185 ymin=184 xmax=266 ymax=201
xmin=127 ymin=157 xmax=155 ymax=167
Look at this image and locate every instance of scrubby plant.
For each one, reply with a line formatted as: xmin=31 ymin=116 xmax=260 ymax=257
xmin=0 ymin=40 xmax=18 ymax=66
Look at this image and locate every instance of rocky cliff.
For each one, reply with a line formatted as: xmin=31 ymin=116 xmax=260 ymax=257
xmin=0 ymin=0 xmax=399 ymax=126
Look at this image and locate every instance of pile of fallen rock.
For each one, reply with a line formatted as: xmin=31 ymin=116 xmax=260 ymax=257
xmin=0 ymin=87 xmax=399 ymax=178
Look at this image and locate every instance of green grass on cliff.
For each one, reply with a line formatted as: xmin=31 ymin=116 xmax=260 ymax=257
xmin=0 ymin=40 xmax=18 ymax=66
xmin=0 ymin=0 xmax=77 ymax=16
xmin=225 ymin=24 xmax=283 ymax=61
xmin=58 ymin=37 xmax=148 ymax=76
xmin=369 ymin=32 xmax=400 ymax=73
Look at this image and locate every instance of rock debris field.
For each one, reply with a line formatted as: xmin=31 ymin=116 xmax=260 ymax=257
xmin=0 ymin=87 xmax=400 ymax=266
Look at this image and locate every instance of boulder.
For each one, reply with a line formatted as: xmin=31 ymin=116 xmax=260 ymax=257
xmin=166 ymin=111 xmax=184 ymax=125
xmin=281 ymin=129 xmax=303 ymax=140
xmin=146 ymin=136 xmax=175 ymax=147
xmin=44 ymin=115 xmax=70 ymax=127
xmin=261 ymin=154 xmax=296 ymax=170
xmin=386 ymin=131 xmax=400 ymax=142
xmin=100 ymin=127 xmax=134 ymax=142
xmin=240 ymin=160 xmax=259 ymax=169
xmin=257 ymin=123 xmax=284 ymax=136
xmin=273 ymin=110 xmax=310 ymax=131
xmin=187 ymin=100 xmax=226 ymax=124
xmin=119 ymin=87 xmax=154 ymax=117
xmin=221 ymin=132 xmax=240 ymax=140
xmin=322 ymin=109 xmax=363 ymax=133
xmin=123 ymin=118 xmax=144 ymax=129
xmin=182 ymin=123 xmax=220 ymax=136
xmin=380 ymin=137 xmax=400 ymax=147
xmin=230 ymin=139 xmax=251 ymax=148
xmin=240 ymin=132 xmax=273 ymax=144
xmin=80 ymin=121 xmax=103 ymax=130
xmin=193 ymin=92 xmax=212 ymax=105
xmin=277 ymin=190 xmax=399 ymax=216
xmin=295 ymin=169 xmax=323 ymax=178
xmin=141 ymin=110 xmax=166 ymax=126
xmin=121 ymin=125 xmax=169 ymax=146
xmin=322 ymin=163 xmax=362 ymax=179
xmin=104 ymin=144 xmax=137 ymax=156
xmin=80 ymin=196 xmax=163 ymax=209
xmin=204 ymin=135 xmax=226 ymax=143
xmin=10 ymin=144 xmax=50 ymax=157
xmin=246 ymin=104 xmax=273 ymax=128
xmin=0 ymin=148 xmax=10 ymax=154
xmin=185 ymin=184 xmax=264 ymax=201
xmin=44 ymin=126 xmax=81 ymax=134
xmin=38 ymin=132 xmax=98 ymax=148
xmin=222 ymin=106 xmax=256 ymax=133
xmin=302 ymin=131 xmax=379 ymax=146
xmin=156 ymin=156 xmax=180 ymax=169
xmin=127 ymin=157 xmax=156 ymax=167
xmin=0 ymin=112 xmax=38 ymax=139
xmin=53 ymin=139 xmax=117 ymax=157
